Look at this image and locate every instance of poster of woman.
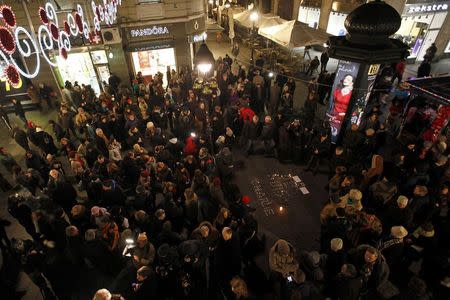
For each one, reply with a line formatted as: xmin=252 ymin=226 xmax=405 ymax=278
xmin=327 ymin=60 xmax=360 ymax=143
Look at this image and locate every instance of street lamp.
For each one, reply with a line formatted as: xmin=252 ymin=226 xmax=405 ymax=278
xmin=249 ymin=10 xmax=259 ymax=64
xmin=224 ymin=0 xmax=231 ymax=9
xmin=194 ymin=42 xmax=215 ymax=76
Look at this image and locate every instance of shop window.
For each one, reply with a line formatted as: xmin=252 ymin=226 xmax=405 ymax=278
xmin=131 ymin=48 xmax=176 ymax=86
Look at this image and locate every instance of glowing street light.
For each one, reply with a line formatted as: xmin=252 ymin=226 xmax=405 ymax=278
xmin=224 ymin=0 xmax=231 ymax=8
xmin=250 ymin=11 xmax=259 ymax=22
xmin=194 ymin=42 xmax=215 ymax=75
xmin=250 ymin=10 xmax=259 ymax=64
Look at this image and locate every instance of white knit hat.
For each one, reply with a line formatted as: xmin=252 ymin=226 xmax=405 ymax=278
xmin=391 ymin=226 xmax=408 ymax=239
xmin=330 ymin=238 xmax=343 ymax=251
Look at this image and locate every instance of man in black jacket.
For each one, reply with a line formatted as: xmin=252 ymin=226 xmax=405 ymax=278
xmin=11 ymin=99 xmax=27 ymax=123
xmin=305 ymin=131 xmax=330 ymax=175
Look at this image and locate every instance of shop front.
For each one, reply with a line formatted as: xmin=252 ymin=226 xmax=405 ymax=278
xmin=394 ymin=0 xmax=449 ymax=61
xmin=128 ymin=40 xmax=177 ymax=86
xmin=55 ymin=48 xmax=111 ymax=95
xmin=123 ymin=16 xmax=206 ymax=85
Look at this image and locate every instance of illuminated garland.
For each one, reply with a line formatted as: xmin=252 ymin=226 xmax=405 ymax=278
xmin=0 ymin=26 xmax=15 ymax=54
xmin=4 ymin=64 xmax=20 ymax=87
xmin=0 ymin=0 xmax=122 ymax=86
xmin=0 ymin=6 xmax=16 ymax=28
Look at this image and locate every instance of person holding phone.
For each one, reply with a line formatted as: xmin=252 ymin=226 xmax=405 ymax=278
xmin=269 ymin=239 xmax=299 ymax=299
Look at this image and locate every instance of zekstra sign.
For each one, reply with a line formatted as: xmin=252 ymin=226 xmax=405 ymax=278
xmin=405 ymin=3 xmax=449 ymax=14
xmin=0 ymin=0 xmax=122 ymax=87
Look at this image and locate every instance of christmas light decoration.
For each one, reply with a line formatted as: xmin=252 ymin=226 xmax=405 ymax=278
xmin=49 ymin=22 xmax=59 ymax=41
xmin=38 ymin=7 xmax=49 ymax=24
xmin=0 ymin=26 xmax=16 ymax=54
xmin=0 ymin=0 xmax=123 ymax=86
xmin=4 ymin=64 xmax=20 ymax=87
xmin=0 ymin=6 xmax=16 ymax=28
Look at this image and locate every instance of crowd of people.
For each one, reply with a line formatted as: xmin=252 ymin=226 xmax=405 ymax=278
xmin=0 ymin=46 xmax=449 ymax=300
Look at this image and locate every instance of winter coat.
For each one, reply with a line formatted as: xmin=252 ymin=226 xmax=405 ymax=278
xmin=349 ymin=244 xmax=390 ymax=293
xmin=12 ymin=128 xmax=29 ymax=149
xmin=191 ymin=221 xmax=220 ymax=251
xmin=331 ymin=274 xmax=363 ymax=300
xmin=269 ymin=240 xmax=298 ymax=277
xmin=215 ymin=234 xmax=242 ymax=282
xmin=132 ymin=242 xmax=156 ymax=268
xmin=35 ymin=131 xmax=58 ymax=155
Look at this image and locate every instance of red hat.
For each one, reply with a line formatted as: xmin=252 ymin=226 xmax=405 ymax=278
xmin=242 ymin=196 xmax=251 ymax=205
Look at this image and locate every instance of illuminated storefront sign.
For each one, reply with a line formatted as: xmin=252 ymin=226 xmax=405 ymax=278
xmin=129 ymin=26 xmax=169 ymax=37
xmin=188 ymin=32 xmax=207 ymax=43
xmin=406 ymin=3 xmax=449 ymax=13
xmin=0 ymin=0 xmax=122 ymax=87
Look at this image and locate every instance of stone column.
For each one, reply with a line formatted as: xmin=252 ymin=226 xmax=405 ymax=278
xmin=272 ymin=0 xmax=279 ymax=15
xmin=434 ymin=13 xmax=450 ymax=59
xmin=319 ymin=0 xmax=333 ymax=31
xmin=292 ymin=0 xmax=301 ymax=21
xmin=384 ymin=0 xmax=405 ymax=15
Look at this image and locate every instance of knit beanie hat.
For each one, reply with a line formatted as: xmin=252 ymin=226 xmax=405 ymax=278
xmin=330 ymin=238 xmax=343 ymax=251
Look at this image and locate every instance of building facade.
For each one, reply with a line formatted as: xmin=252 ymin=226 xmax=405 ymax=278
xmin=0 ymin=0 xmax=206 ymax=100
xmin=295 ymin=0 xmax=450 ymax=61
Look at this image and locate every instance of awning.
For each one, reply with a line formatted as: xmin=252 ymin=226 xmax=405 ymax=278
xmin=126 ymin=39 xmax=175 ymax=52
xmin=234 ymin=11 xmax=287 ymax=29
xmin=406 ymin=76 xmax=450 ymax=105
xmin=259 ymin=20 xmax=329 ymax=49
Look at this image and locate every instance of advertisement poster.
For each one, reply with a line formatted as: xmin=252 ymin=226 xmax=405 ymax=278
xmin=327 ymin=60 xmax=360 ymax=143
xmin=350 ymin=64 xmax=380 ymax=125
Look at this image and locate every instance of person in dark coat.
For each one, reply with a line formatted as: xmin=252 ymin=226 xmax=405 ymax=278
xmin=48 ymin=119 xmax=67 ymax=141
xmin=25 ymin=150 xmax=49 ymax=180
xmin=325 ymin=238 xmax=346 ymax=282
xmin=12 ymin=126 xmax=30 ymax=152
xmin=260 ymin=116 xmax=277 ymax=157
xmin=11 ymin=98 xmax=27 ymax=123
xmin=34 ymin=126 xmax=58 ymax=155
xmin=82 ymin=229 xmax=116 ymax=274
xmin=0 ymin=147 xmax=19 ymax=173
xmin=214 ymin=227 xmax=242 ymax=285
xmin=305 ymin=131 xmax=330 ymax=175
xmin=417 ymin=60 xmax=431 ymax=78
xmin=242 ymin=115 xmax=261 ymax=157
xmin=331 ymin=264 xmax=363 ymax=300
xmin=382 ymin=195 xmax=413 ymax=231
xmin=16 ymin=168 xmax=44 ymax=196
xmin=47 ymin=169 xmax=77 ymax=213
xmin=133 ymin=266 xmax=157 ymax=299
xmin=120 ymin=151 xmax=140 ymax=188
xmin=95 ymin=128 xmax=110 ymax=157
xmin=349 ymin=245 xmax=390 ymax=298
xmin=320 ymin=50 xmax=329 ymax=73
xmin=379 ymin=226 xmax=408 ymax=285
xmin=100 ymin=179 xmax=126 ymax=207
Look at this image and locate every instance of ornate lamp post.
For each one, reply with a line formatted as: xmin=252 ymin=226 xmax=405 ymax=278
xmin=249 ymin=10 xmax=259 ymax=64
xmin=194 ymin=42 xmax=216 ymax=76
xmin=326 ymin=0 xmax=409 ymax=144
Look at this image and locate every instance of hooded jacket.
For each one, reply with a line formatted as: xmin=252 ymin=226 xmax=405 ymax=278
xmin=269 ymin=239 xmax=299 ymax=277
